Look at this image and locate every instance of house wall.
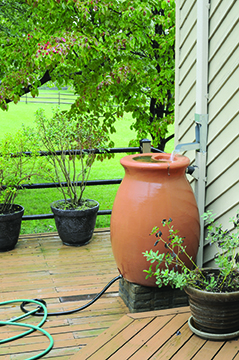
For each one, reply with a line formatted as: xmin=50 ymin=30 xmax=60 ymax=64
xmin=175 ymin=0 xmax=239 ymax=266
xmin=175 ymin=0 xmax=197 ymax=158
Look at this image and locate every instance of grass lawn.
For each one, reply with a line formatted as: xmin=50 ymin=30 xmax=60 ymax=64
xmin=0 ymin=96 xmax=175 ymax=234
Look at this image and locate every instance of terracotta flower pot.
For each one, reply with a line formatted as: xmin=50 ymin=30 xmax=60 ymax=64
xmin=110 ymin=153 xmax=200 ymax=286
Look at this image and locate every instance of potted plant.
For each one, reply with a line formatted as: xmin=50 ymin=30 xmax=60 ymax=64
xmin=143 ymin=210 xmax=239 ymax=339
xmin=35 ymin=108 xmax=112 ymax=246
xmin=0 ymin=127 xmax=43 ymax=251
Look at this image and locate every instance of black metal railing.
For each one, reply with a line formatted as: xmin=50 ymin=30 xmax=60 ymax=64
xmin=2 ymin=139 xmax=194 ymax=221
xmin=21 ymin=145 xmax=143 ymax=221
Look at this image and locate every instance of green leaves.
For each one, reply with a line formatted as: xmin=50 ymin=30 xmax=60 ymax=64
xmin=0 ymin=125 xmax=45 ymax=211
xmin=204 ymin=210 xmax=239 ymax=285
xmin=34 ymin=107 xmax=113 ymax=207
xmin=0 ymin=0 xmax=175 ymax=151
xmin=144 ymin=213 xmax=239 ymax=293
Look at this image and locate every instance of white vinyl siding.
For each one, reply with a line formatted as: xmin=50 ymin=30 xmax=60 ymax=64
xmin=175 ymin=0 xmax=239 ymax=266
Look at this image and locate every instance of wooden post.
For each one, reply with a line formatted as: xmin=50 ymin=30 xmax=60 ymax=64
xmin=140 ymin=139 xmax=151 ymax=153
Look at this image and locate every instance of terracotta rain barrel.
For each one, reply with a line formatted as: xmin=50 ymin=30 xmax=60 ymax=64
xmin=110 ymin=153 xmax=200 ymax=287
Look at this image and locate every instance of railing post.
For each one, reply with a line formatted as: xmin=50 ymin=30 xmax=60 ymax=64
xmin=140 ymin=139 xmax=151 ymax=153
xmin=58 ymin=92 xmax=60 ymax=105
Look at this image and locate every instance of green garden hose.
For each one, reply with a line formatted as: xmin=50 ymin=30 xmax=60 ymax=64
xmin=0 ymin=275 xmax=122 ymax=359
xmin=0 ymin=299 xmax=54 ymax=360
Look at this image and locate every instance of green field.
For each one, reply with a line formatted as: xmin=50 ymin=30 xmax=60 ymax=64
xmin=0 ymin=96 xmax=175 ymax=234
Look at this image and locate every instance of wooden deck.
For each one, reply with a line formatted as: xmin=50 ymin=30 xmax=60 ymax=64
xmin=0 ymin=229 xmax=128 ymax=359
xmin=0 ymin=230 xmax=239 ymax=359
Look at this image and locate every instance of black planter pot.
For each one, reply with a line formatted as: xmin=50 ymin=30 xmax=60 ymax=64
xmin=185 ymin=268 xmax=239 ymax=336
xmin=0 ymin=204 xmax=24 ymax=252
xmin=50 ymin=199 xmax=99 ymax=246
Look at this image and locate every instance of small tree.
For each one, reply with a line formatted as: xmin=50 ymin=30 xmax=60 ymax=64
xmin=0 ymin=0 xmax=175 ymax=151
xmin=35 ymin=108 xmax=112 ymax=208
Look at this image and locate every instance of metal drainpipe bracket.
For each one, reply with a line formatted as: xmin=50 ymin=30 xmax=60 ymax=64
xmin=191 ymin=167 xmax=199 ymax=180
xmin=195 ymin=113 xmax=208 ymax=153
xmin=174 ymin=114 xmax=208 ymax=154
xmin=190 ymin=165 xmax=207 ymax=182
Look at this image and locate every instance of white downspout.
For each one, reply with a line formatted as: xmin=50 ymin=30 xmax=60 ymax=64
xmin=196 ymin=0 xmax=209 ymax=115
xmin=194 ymin=0 xmax=210 ymax=267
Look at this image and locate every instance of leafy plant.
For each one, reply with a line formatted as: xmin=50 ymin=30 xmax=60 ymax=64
xmin=34 ymin=107 xmax=113 ymax=209
xmin=143 ymin=211 xmax=239 ymax=292
xmin=0 ymin=126 xmax=45 ymax=213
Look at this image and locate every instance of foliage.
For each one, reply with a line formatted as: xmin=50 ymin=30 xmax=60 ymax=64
xmin=15 ymin=112 xmax=173 ymax=235
xmin=0 ymin=0 xmax=175 ymax=151
xmin=0 ymin=0 xmax=28 ymax=37
xmin=143 ymin=211 xmax=239 ymax=292
xmin=0 ymin=126 xmax=45 ymax=213
xmin=34 ymin=107 xmax=113 ymax=208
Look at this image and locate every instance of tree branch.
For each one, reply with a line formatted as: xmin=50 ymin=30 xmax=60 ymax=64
xmin=5 ymin=69 xmax=52 ymax=104
xmin=165 ymin=133 xmax=174 ymax=142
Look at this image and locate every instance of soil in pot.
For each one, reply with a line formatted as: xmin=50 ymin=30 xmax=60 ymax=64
xmin=0 ymin=204 xmax=24 ymax=252
xmin=51 ymin=199 xmax=99 ymax=246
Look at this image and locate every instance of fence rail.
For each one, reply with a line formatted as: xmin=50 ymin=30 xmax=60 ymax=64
xmin=2 ymin=141 xmax=193 ymax=221
xmin=21 ymin=144 xmax=147 ymax=221
xmin=20 ymin=91 xmax=78 ymax=105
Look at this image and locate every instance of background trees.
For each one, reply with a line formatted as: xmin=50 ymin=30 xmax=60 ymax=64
xmin=0 ymin=1 xmax=28 ymax=38
xmin=0 ymin=0 xmax=175 ymax=151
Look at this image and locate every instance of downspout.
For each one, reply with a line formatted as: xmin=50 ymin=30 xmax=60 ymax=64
xmin=194 ymin=0 xmax=210 ymax=267
xmin=174 ymin=0 xmax=210 ymax=267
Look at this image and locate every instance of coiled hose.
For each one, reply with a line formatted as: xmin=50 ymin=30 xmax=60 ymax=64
xmin=0 ymin=298 xmax=53 ymax=360
xmin=0 ymin=274 xmax=122 ymax=359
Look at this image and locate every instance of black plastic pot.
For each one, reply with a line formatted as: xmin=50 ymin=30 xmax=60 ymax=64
xmin=0 ymin=204 xmax=24 ymax=252
xmin=50 ymin=199 xmax=99 ymax=246
xmin=185 ymin=268 xmax=239 ymax=335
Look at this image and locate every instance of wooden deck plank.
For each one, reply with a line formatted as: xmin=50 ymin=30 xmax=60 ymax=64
xmin=190 ymin=341 xmax=227 ymax=360
xmin=0 ymin=336 xmax=78 ymax=353
xmin=129 ymin=312 xmax=190 ymax=360
xmin=0 ymin=283 xmax=120 ymax=300
xmin=213 ymin=341 xmax=239 ymax=360
xmin=10 ymin=347 xmax=79 ymax=360
xmin=70 ymin=315 xmax=135 ymax=359
xmin=82 ymin=317 xmax=154 ymax=359
xmin=170 ymin=334 xmax=206 ymax=359
xmin=232 ymin=351 xmax=239 ymax=359
xmin=150 ymin=322 xmax=193 ymax=359
xmin=109 ymin=315 xmax=174 ymax=359
xmin=128 ymin=306 xmax=190 ymax=319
